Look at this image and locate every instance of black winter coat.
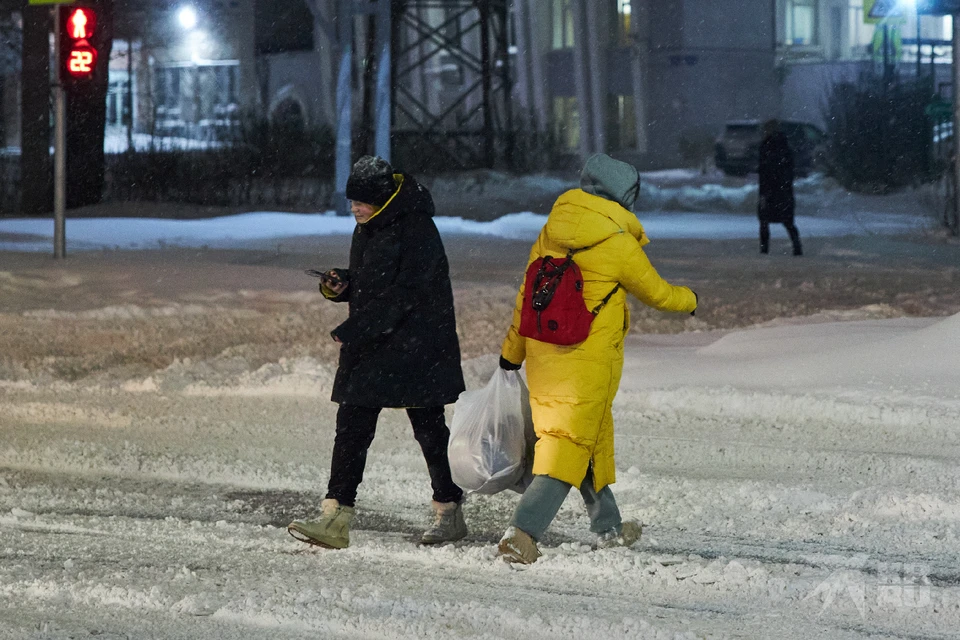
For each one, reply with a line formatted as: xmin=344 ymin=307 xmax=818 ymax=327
xmin=328 ymin=174 xmax=465 ymax=408
xmin=758 ymin=131 xmax=795 ymax=223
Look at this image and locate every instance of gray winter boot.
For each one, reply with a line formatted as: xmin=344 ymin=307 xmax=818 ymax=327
xmin=596 ymin=520 xmax=642 ymax=550
xmin=497 ymin=526 xmax=542 ymax=565
xmin=288 ymin=499 xmax=355 ymax=549
xmin=420 ymin=500 xmax=468 ymax=545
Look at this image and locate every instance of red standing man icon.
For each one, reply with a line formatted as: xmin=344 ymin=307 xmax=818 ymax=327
xmin=70 ymin=9 xmax=88 ymax=40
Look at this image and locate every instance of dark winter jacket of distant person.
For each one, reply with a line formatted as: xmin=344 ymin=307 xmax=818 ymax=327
xmin=757 ymin=127 xmax=796 ymax=224
xmin=323 ymin=160 xmax=465 ymax=408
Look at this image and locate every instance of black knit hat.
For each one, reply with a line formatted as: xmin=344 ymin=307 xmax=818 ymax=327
xmin=346 ymin=155 xmax=396 ymax=207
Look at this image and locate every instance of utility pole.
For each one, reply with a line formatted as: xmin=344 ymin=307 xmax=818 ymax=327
xmin=630 ymin=0 xmax=650 ymax=154
xmin=953 ymin=9 xmax=960 ymax=229
xmin=126 ymin=38 xmax=133 ymax=152
xmin=333 ymin=0 xmax=391 ymax=215
xmin=883 ymin=23 xmax=893 ymax=83
xmin=53 ymin=5 xmax=66 ymax=258
xmin=373 ymin=0 xmax=391 ymax=164
xmin=333 ymin=0 xmax=354 ymax=216
xmin=916 ymin=7 xmax=922 ymax=79
xmin=571 ymin=0 xmax=596 ymax=160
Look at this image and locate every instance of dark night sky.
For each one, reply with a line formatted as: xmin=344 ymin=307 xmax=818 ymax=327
xmin=255 ymin=0 xmax=313 ymax=54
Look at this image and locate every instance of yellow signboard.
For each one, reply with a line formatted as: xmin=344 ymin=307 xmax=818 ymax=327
xmin=27 ymin=0 xmax=75 ymax=4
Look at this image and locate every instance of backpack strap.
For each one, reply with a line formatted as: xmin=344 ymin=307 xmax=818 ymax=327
xmin=591 ymin=283 xmax=621 ymax=316
xmin=565 ymin=235 xmax=622 ymax=316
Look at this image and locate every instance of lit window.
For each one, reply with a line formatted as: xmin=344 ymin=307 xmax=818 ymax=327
xmin=551 ymin=0 xmax=574 ymax=50
xmin=608 ymin=95 xmax=636 ymax=150
xmin=616 ymin=0 xmax=631 ymax=45
xmin=848 ymin=2 xmax=872 ymax=55
xmin=785 ymin=0 xmax=818 ymax=46
xmin=552 ymin=96 xmax=579 ymax=150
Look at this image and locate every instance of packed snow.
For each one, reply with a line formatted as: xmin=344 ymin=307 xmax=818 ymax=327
xmin=1 ymin=176 xmax=959 ymax=639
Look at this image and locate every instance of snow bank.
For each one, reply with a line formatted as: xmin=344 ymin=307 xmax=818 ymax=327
xmin=697 ymin=312 xmax=960 ymax=394
xmin=638 ymin=173 xmax=828 ymax=214
xmin=0 ymin=205 xmax=927 ymax=254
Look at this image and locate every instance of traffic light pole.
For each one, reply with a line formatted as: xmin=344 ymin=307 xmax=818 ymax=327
xmin=52 ymin=6 xmax=67 ymax=259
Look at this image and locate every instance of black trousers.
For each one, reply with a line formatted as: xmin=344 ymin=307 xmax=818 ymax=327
xmin=760 ymin=220 xmax=802 ymax=255
xmin=326 ymin=404 xmax=464 ymax=507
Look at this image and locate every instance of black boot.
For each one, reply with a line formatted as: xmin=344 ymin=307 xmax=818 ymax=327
xmin=759 ymin=222 xmax=770 ymax=254
xmin=786 ymin=223 xmax=802 ymax=256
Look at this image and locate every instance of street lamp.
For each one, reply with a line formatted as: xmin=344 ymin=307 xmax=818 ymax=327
xmin=178 ymin=6 xmax=198 ymax=31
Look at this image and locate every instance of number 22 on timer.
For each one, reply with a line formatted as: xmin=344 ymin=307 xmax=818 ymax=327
xmin=69 ymin=50 xmax=94 ymax=74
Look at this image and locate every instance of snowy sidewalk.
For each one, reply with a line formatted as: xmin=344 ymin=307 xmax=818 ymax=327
xmin=2 ymin=314 xmax=960 ymax=639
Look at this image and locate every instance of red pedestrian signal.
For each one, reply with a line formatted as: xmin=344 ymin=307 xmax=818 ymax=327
xmin=59 ymin=6 xmax=100 ymax=87
xmin=68 ymin=8 xmax=94 ymax=40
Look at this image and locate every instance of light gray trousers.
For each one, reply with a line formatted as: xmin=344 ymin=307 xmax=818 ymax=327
xmin=509 ymin=466 xmax=622 ymax=541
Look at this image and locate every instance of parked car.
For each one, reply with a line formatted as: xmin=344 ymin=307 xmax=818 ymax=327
xmin=714 ymin=120 xmax=826 ymax=177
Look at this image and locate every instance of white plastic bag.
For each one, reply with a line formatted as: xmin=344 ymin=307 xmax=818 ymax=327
xmin=448 ymin=368 xmax=536 ymax=495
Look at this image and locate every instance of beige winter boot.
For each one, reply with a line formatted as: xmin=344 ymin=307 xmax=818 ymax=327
xmin=287 ymin=498 xmax=355 ymax=549
xmin=596 ymin=520 xmax=642 ymax=550
xmin=497 ymin=526 xmax=542 ymax=565
xmin=420 ymin=500 xmax=468 ymax=545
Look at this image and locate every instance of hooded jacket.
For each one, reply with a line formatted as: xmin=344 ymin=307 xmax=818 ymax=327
xmin=328 ymin=174 xmax=465 ymax=408
xmin=501 ymin=187 xmax=696 ymax=492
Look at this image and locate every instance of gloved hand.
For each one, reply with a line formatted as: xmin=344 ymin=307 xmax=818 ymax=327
xmin=691 ymin=291 xmax=699 ymax=317
xmin=499 ymin=356 xmax=521 ymax=371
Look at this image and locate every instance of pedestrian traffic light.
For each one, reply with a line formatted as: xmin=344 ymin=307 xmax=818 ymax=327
xmin=59 ymin=5 xmax=100 ymax=89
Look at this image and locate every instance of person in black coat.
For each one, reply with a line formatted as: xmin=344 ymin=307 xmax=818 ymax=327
xmin=288 ymin=156 xmax=467 ymax=550
xmin=758 ymin=119 xmax=803 ymax=256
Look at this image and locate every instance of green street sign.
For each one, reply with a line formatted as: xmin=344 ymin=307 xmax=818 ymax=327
xmin=926 ymin=101 xmax=953 ymax=119
xmin=864 ymin=0 xmax=906 ymax=24
xmin=28 ymin=0 xmax=75 ymax=4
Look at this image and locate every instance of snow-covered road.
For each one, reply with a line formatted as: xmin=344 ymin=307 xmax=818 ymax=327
xmin=2 ymin=312 xmax=959 ymax=639
xmin=2 ymin=187 xmax=959 ymax=638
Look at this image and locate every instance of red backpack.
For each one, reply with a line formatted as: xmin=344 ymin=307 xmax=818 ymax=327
xmin=518 ymin=249 xmax=620 ymax=346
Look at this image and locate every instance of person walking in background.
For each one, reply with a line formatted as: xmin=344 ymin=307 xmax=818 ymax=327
xmin=288 ymin=155 xmax=467 ymax=550
xmin=496 ymin=153 xmax=699 ymax=565
xmin=758 ymin=119 xmax=803 ymax=256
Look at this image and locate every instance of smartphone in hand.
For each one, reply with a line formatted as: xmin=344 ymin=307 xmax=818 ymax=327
xmin=306 ymin=269 xmax=346 ymax=293
xmin=305 ymin=269 xmax=339 ymax=282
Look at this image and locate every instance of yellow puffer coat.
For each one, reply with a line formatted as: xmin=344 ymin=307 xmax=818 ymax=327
xmin=501 ymin=189 xmax=697 ymax=492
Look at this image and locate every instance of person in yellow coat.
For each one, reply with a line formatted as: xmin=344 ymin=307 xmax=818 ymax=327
xmin=497 ymin=153 xmax=698 ymax=564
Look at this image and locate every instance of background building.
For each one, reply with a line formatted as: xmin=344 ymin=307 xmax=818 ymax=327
xmin=108 ymin=0 xmax=258 ymax=148
xmin=512 ymin=0 xmax=953 ymax=167
xmin=1 ymin=1 xmax=951 ymax=168
xmin=777 ymin=0 xmax=953 ymax=127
